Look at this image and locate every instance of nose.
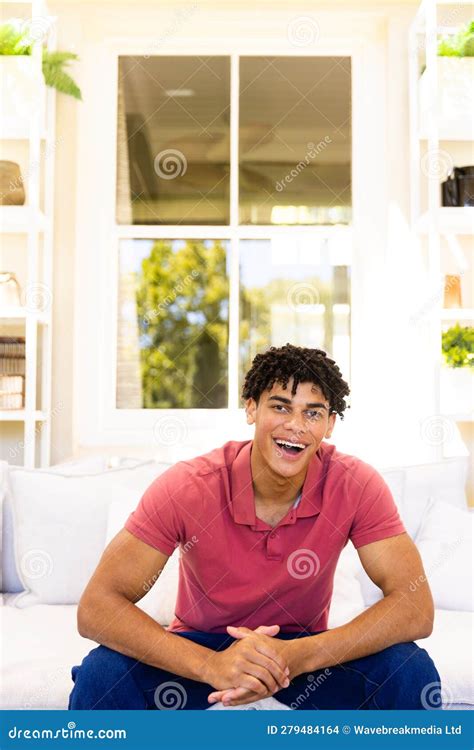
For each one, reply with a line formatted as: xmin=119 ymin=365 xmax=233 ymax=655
xmin=283 ymin=411 xmax=307 ymax=435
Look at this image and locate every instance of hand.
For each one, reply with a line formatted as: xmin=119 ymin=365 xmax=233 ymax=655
xmin=207 ymin=625 xmax=294 ymax=707
xmin=203 ymin=624 xmax=290 ymax=701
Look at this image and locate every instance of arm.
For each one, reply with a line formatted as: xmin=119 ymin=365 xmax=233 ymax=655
xmin=290 ymin=532 xmax=435 ymax=676
xmin=77 ymin=528 xmax=289 ymax=693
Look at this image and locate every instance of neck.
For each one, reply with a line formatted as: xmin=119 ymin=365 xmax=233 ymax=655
xmin=250 ymin=441 xmax=307 ymax=505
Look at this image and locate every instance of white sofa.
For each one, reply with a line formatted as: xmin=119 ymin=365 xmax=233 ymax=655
xmin=1 ymin=453 xmax=473 ymax=711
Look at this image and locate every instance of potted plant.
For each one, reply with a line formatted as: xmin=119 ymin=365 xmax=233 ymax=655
xmin=0 ymin=18 xmax=81 ymax=133
xmin=440 ymin=323 xmax=474 ymax=416
xmin=419 ymin=20 xmax=474 ymax=140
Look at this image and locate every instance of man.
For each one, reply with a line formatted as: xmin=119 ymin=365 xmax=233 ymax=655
xmin=69 ymin=344 xmax=441 ymax=710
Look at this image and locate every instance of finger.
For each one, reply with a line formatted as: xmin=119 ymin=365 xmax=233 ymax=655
xmin=253 ymin=640 xmax=289 ymax=674
xmin=223 ymin=689 xmax=263 ymax=707
xmin=242 ymin=660 xmax=279 ymax=694
xmin=254 ymin=625 xmax=280 ymax=636
xmin=226 ymin=626 xmax=253 ymax=639
xmin=238 ymin=646 xmax=289 ymax=687
xmin=208 ymin=690 xmax=228 ymax=703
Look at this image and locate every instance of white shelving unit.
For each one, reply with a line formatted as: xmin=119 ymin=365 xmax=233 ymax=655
xmin=0 ymin=0 xmax=56 ymax=467
xmin=409 ymin=0 xmax=474 ymax=438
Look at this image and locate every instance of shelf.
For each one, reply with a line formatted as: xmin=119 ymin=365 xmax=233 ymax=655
xmin=0 ymin=410 xmax=46 ymax=422
xmin=441 ymin=308 xmax=474 ymax=321
xmin=0 ymin=126 xmax=48 ymax=140
xmin=417 ymin=207 xmax=474 ymax=235
xmin=0 ymin=307 xmax=50 ymax=324
xmin=0 ymin=206 xmax=47 ymax=233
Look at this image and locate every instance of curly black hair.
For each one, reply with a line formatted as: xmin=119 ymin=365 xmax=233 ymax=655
xmin=241 ymin=343 xmax=350 ymax=419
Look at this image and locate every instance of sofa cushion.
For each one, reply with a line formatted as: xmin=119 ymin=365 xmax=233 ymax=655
xmin=6 ymin=461 xmax=170 ymax=607
xmin=415 ymin=499 xmax=473 ymax=612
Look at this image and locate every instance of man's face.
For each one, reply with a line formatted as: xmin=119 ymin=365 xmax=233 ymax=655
xmin=245 ymin=379 xmax=336 ymax=479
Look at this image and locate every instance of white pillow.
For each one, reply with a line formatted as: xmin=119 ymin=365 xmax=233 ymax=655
xmin=328 ymin=542 xmax=365 ymax=628
xmin=105 ymin=497 xmax=180 ymax=626
xmin=7 ymin=461 xmax=170 ymax=607
xmin=415 ymin=499 xmax=473 ymax=612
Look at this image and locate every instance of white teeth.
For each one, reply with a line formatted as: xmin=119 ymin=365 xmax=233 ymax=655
xmin=275 ymin=439 xmax=306 ymax=450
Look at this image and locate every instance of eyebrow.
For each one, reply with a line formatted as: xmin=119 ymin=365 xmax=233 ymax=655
xmin=268 ymin=395 xmax=329 ymax=410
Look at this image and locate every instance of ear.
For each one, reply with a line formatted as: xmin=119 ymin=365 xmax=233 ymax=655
xmin=245 ymin=398 xmax=257 ymax=425
xmin=325 ymin=412 xmax=336 ymax=439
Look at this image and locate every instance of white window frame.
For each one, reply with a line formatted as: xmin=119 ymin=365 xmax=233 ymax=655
xmin=74 ymin=18 xmax=387 ymax=451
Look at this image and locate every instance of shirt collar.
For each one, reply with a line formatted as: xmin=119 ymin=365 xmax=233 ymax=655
xmin=230 ymin=440 xmax=324 ymax=526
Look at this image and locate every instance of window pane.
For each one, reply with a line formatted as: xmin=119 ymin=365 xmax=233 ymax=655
xmin=117 ymin=57 xmax=230 ymax=225
xmin=239 ymin=238 xmax=351 ymax=393
xmin=239 ymin=57 xmax=351 ymax=225
xmin=117 ymin=239 xmax=229 ymax=408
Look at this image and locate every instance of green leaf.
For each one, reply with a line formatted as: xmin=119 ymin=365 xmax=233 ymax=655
xmin=42 ymin=62 xmax=82 ymax=99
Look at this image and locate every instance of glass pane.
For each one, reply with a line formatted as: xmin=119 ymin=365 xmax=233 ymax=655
xmin=239 ymin=57 xmax=351 ymax=225
xmin=117 ymin=57 xmax=230 ymax=225
xmin=239 ymin=238 xmax=351 ymax=393
xmin=117 ymin=239 xmax=229 ymax=408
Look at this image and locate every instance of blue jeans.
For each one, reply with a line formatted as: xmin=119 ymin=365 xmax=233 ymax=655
xmin=68 ymin=631 xmax=442 ymax=710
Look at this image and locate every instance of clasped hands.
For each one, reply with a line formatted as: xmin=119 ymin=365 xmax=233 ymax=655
xmin=204 ymin=624 xmax=299 ymax=707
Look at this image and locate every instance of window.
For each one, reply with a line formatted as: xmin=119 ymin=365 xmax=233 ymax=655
xmin=116 ymin=55 xmax=352 ymax=409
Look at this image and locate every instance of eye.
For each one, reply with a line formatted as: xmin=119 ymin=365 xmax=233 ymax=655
xmin=272 ymin=404 xmax=288 ymax=413
xmin=306 ymin=410 xmax=324 ymax=421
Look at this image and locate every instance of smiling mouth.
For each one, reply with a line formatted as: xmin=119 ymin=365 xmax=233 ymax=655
xmin=273 ymin=437 xmax=308 ymax=458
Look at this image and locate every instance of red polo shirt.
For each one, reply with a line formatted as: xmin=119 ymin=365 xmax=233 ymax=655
xmin=124 ymin=440 xmax=405 ymax=634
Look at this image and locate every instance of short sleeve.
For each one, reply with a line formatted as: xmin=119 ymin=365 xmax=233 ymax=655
xmin=349 ymin=470 xmax=406 ymax=549
xmin=124 ymin=469 xmax=182 ymax=556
